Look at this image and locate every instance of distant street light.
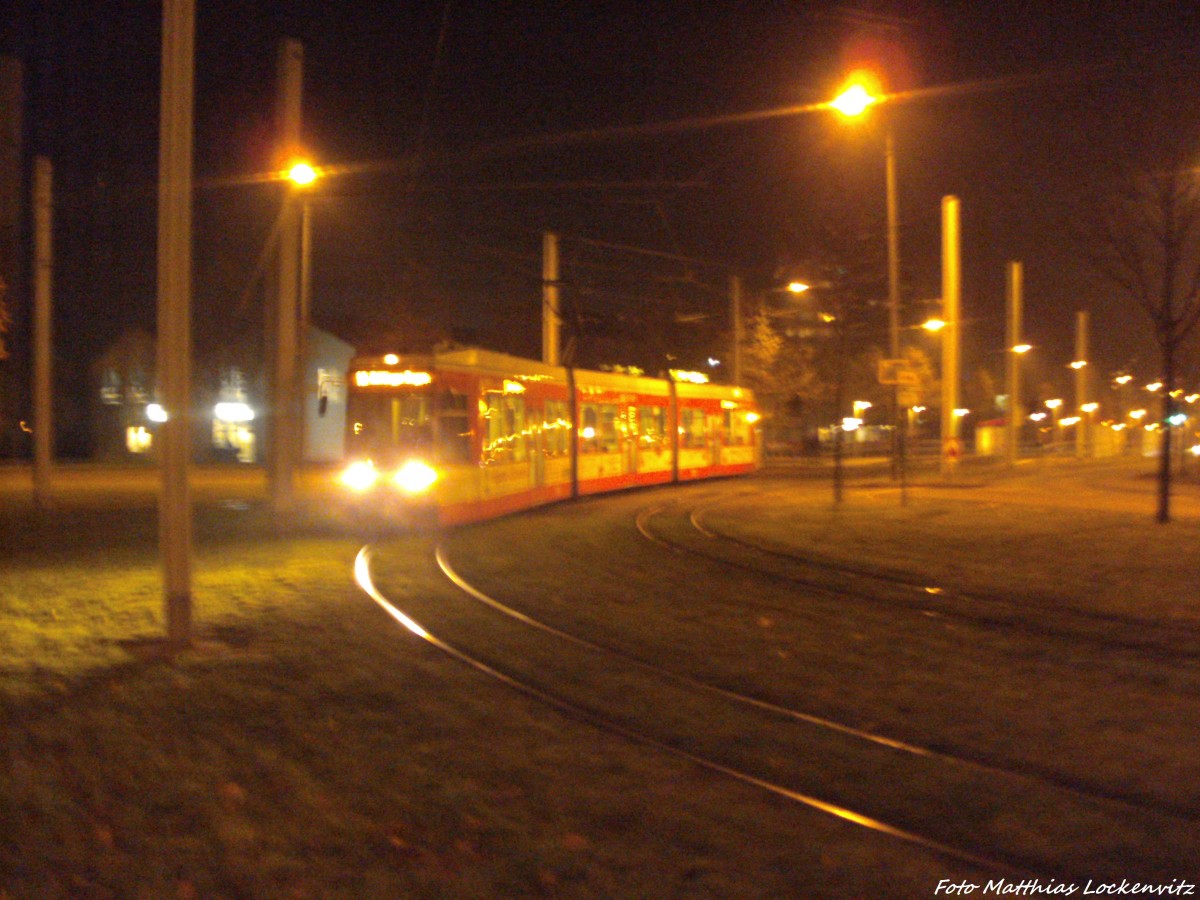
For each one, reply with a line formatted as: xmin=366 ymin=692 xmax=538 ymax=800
xmin=1045 ymin=398 xmax=1063 ymax=453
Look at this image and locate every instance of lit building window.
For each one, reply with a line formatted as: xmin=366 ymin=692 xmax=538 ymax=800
xmin=126 ymin=426 xmax=153 ymax=454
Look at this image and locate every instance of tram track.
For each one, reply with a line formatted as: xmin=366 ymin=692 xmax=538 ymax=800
xmin=357 ymin=541 xmax=1198 ymax=882
xmin=633 ymin=495 xmax=1200 ymax=822
xmin=354 ymin=546 xmax=1029 ymax=881
xmin=636 ymin=491 xmax=1200 ymax=661
xmin=434 ymin=539 xmax=1199 ymax=823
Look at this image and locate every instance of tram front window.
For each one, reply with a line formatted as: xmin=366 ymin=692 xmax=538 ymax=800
xmin=346 ymin=392 xmax=432 ymax=462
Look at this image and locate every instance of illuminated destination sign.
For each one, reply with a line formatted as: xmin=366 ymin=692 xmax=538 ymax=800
xmin=353 ymin=369 xmax=433 ymax=388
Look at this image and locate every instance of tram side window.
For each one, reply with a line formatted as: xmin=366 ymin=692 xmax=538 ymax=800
xmin=579 ymin=404 xmax=618 ymax=453
xmin=544 ymin=399 xmax=570 ymax=456
xmin=580 ymin=404 xmax=599 ymax=454
xmin=597 ymin=404 xmax=620 ymax=452
xmin=437 ymin=390 xmax=473 ymax=463
xmin=725 ymin=409 xmax=750 ymax=446
xmin=680 ymin=407 xmax=708 ymax=449
xmin=483 ymin=392 xmax=526 ymax=464
xmin=638 ymin=405 xmax=666 ymax=449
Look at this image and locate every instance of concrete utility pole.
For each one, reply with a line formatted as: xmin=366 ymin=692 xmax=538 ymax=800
xmin=156 ymin=0 xmax=196 ymax=649
xmin=269 ymin=38 xmax=303 ymax=516
xmin=940 ymin=196 xmax=961 ymax=475
xmin=730 ymin=275 xmax=743 ymax=386
xmin=542 ymin=231 xmax=561 ymax=366
xmin=1075 ymin=309 xmax=1090 ymax=458
xmin=32 ymin=157 xmax=52 ymax=509
xmin=1005 ymin=260 xmax=1023 ymax=467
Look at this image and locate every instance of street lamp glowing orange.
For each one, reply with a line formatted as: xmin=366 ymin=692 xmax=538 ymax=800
xmin=286 ymin=160 xmax=318 ymax=186
xmin=830 ymin=72 xmax=884 ymax=118
xmin=830 ymin=83 xmax=878 ymax=117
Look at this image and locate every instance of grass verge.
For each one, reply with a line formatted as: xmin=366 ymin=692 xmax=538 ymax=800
xmin=2 ymin=498 xmax=985 ymax=897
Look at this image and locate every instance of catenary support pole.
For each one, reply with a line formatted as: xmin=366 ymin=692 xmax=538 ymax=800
xmin=32 ymin=157 xmax=53 ymax=509
xmin=940 ymin=196 xmax=961 ymax=476
xmin=731 ymin=275 xmax=743 ymax=386
xmin=1005 ymin=260 xmax=1023 ymax=467
xmin=157 ymin=0 xmax=195 ymax=649
xmin=298 ymin=195 xmax=312 ymax=460
xmin=269 ymin=38 xmax=303 ymax=516
xmin=1075 ymin=309 xmax=1089 ymax=459
xmin=885 ymin=127 xmax=902 ymax=481
xmin=542 ymin=231 xmax=560 ymax=367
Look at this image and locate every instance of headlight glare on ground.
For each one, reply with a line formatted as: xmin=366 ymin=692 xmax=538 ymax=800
xmin=394 ymin=460 xmax=438 ymax=494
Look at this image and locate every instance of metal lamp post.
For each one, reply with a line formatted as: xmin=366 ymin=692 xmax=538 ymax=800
xmin=830 ymin=76 xmax=902 ymax=479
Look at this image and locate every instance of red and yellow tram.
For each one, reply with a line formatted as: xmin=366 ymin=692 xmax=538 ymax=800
xmin=338 ymin=347 xmax=760 ymax=527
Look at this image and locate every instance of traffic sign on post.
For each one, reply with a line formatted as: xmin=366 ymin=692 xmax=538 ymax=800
xmin=878 ymin=358 xmax=918 ymax=387
xmin=942 ymin=436 xmax=962 ymax=466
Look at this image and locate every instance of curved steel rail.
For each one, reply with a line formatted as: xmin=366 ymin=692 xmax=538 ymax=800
xmin=354 ymin=546 xmax=1025 ymax=879
xmin=635 ymin=499 xmax=1200 ymax=819
xmin=644 ymin=495 xmax=1200 ymax=660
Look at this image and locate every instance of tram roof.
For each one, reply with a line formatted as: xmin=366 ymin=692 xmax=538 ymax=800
xmin=349 ymin=346 xmax=754 ymax=404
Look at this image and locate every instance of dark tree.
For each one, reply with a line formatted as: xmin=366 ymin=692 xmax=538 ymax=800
xmin=1091 ymin=133 xmax=1200 ymax=523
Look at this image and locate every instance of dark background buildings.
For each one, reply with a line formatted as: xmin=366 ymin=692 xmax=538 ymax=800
xmin=1 ymin=1 xmax=1198 ymax=456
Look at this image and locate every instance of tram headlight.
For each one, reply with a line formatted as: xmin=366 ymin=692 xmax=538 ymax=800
xmin=341 ymin=460 xmax=379 ymax=492
xmin=394 ymin=459 xmax=438 ymax=495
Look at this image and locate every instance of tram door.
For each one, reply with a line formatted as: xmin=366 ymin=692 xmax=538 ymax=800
xmin=532 ymin=399 xmax=546 ymax=487
xmin=625 ymin=405 xmax=637 ymax=475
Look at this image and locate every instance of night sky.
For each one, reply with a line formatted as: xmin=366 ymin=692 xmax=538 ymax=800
xmin=3 ymin=1 xmax=1199 ymax=442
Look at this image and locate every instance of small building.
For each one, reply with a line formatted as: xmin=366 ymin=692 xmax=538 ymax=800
xmin=92 ymin=326 xmax=356 ymax=464
xmin=92 ymin=329 xmax=159 ymax=461
xmin=974 ymin=418 xmax=1006 ymax=456
xmin=303 ymin=327 xmax=355 ymax=463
